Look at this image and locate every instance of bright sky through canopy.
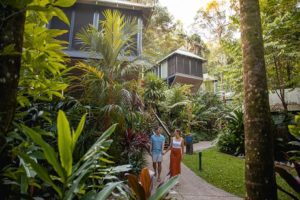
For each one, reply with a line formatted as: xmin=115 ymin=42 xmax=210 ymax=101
xmin=159 ymin=0 xmax=212 ymax=32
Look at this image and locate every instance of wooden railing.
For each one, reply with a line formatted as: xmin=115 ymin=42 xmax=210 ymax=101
xmin=151 ymin=110 xmax=171 ymax=146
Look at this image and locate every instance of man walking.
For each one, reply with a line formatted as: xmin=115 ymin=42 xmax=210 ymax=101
xmin=150 ymin=126 xmax=165 ymax=182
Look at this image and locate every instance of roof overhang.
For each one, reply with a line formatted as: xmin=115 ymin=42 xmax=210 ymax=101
xmin=169 ymin=73 xmax=203 ymax=93
xmin=77 ymin=0 xmax=153 ymax=25
xmin=157 ymin=49 xmax=207 ymax=65
xmin=64 ymin=50 xmax=137 ymax=61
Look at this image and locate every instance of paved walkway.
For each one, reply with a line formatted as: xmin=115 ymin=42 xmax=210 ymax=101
xmin=147 ymin=142 xmax=241 ymax=200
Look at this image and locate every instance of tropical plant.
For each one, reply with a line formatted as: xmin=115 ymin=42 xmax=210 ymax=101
xmin=192 ymin=92 xmax=226 ymax=140
xmin=76 ymin=10 xmax=146 ymax=173
xmin=76 ymin=10 xmax=142 ymax=127
xmin=275 ymin=114 xmax=300 ymax=199
xmin=77 ymin=9 xmax=137 ymax=75
xmin=216 ymin=109 xmax=244 ymax=155
xmin=159 ymin=84 xmax=192 ymax=130
xmin=127 ymin=167 xmax=179 ymax=200
xmin=3 ymin=111 xmax=129 ymax=199
xmin=0 ymin=0 xmax=75 ymax=138
xmin=143 ymin=73 xmax=167 ymax=111
xmin=1 ymin=1 xmax=76 ymax=197
xmin=121 ymin=129 xmax=149 ymax=174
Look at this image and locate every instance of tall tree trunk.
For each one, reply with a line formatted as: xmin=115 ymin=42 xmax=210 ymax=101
xmin=239 ymin=0 xmax=277 ymax=199
xmin=0 ymin=5 xmax=26 ymax=136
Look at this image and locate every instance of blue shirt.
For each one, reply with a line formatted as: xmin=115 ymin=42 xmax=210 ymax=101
xmin=151 ymin=133 xmax=165 ymax=154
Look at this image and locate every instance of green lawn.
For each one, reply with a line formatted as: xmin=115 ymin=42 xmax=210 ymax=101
xmin=183 ymin=147 xmax=300 ymax=200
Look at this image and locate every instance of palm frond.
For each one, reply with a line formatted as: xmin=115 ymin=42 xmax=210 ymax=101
xmin=76 ymin=62 xmax=104 ymax=80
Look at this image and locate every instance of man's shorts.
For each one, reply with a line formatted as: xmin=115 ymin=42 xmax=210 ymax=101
xmin=152 ymin=153 xmax=162 ymax=162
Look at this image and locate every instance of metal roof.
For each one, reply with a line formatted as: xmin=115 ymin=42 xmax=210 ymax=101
xmin=77 ymin=0 xmax=153 ymax=25
xmin=77 ymin=0 xmax=153 ymax=10
xmin=157 ymin=49 xmax=206 ymax=64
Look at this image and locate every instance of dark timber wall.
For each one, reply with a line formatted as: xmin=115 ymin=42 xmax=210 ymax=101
xmin=167 ymin=54 xmax=202 ymax=77
xmin=48 ymin=3 xmax=142 ymax=55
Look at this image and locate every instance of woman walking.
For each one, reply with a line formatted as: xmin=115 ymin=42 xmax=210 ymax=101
xmin=165 ymin=129 xmax=184 ymax=177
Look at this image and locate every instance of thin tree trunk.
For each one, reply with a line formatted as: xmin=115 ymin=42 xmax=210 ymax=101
xmin=0 ymin=5 xmax=26 ymax=135
xmin=239 ymin=0 xmax=277 ymax=199
xmin=273 ymin=56 xmax=288 ymax=112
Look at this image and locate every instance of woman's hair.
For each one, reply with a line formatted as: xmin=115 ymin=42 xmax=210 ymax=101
xmin=174 ymin=129 xmax=181 ymax=136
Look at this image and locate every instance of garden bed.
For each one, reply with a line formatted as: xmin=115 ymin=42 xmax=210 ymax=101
xmin=183 ymin=147 xmax=300 ymax=200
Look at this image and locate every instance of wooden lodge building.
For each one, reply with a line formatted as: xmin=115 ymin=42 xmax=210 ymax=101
xmin=48 ymin=0 xmax=153 ymax=60
xmin=151 ymin=49 xmax=206 ymax=92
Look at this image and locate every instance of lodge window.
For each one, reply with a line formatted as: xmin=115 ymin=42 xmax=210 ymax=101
xmin=168 ymin=56 xmax=176 ymax=76
xmin=48 ymin=4 xmax=141 ymax=56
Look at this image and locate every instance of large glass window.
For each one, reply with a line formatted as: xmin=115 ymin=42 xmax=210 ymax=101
xmin=48 ymin=8 xmax=72 ymax=47
xmin=183 ymin=56 xmax=190 ymax=74
xmin=176 ymin=55 xmax=185 ymax=74
xmin=72 ymin=4 xmax=95 ymax=50
xmin=190 ymin=59 xmax=202 ymax=77
xmin=168 ymin=56 xmax=176 ymax=76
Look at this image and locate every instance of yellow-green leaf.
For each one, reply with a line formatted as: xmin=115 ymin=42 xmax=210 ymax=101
xmin=53 ymin=0 xmax=76 ymax=7
xmin=52 ymin=7 xmax=70 ymax=25
xmin=57 ymin=110 xmax=73 ymax=176
xmin=72 ymin=113 xmax=87 ymax=152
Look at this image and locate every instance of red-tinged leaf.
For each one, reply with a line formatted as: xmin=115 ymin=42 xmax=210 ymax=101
xmin=127 ymin=174 xmax=146 ymax=200
xmin=140 ymin=168 xmax=151 ymax=198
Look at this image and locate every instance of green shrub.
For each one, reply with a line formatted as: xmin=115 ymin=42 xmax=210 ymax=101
xmin=3 ymin=111 xmax=129 ymax=199
xmin=216 ymin=132 xmax=240 ymax=154
xmin=216 ymin=109 xmax=244 ymax=155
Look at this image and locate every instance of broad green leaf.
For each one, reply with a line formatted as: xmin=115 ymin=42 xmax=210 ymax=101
xmin=18 ymin=152 xmax=62 ymax=198
xmin=52 ymin=7 xmax=70 ymax=25
xmin=21 ymin=125 xmax=65 ymax=181
xmin=20 ymin=173 xmax=29 ymax=195
xmin=149 ymin=175 xmax=179 ymax=200
xmin=95 ymin=182 xmax=123 ymax=200
xmin=57 ymin=110 xmax=73 ymax=176
xmin=53 ymin=0 xmax=76 ymax=7
xmin=17 ymin=95 xmax=31 ymax=107
xmin=288 ymin=125 xmax=300 ymax=139
xmin=82 ymin=124 xmax=117 ymax=161
xmin=64 ymin=170 xmax=90 ymax=200
xmin=72 ymin=113 xmax=87 ymax=152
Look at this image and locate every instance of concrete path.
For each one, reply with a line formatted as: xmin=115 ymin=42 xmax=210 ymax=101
xmin=147 ymin=141 xmax=241 ymax=200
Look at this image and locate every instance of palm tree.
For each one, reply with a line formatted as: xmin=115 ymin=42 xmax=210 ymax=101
xmin=239 ymin=0 xmax=277 ymax=199
xmin=76 ymin=10 xmax=142 ymax=130
xmin=77 ymin=10 xmax=138 ymax=84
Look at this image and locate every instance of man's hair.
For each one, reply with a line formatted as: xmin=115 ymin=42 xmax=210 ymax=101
xmin=155 ymin=126 xmax=162 ymax=131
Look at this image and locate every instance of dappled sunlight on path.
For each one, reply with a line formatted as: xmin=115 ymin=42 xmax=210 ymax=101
xmin=147 ymin=142 xmax=242 ymax=200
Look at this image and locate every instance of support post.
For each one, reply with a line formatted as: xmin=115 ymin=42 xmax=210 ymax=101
xmin=199 ymin=151 xmax=202 ymax=170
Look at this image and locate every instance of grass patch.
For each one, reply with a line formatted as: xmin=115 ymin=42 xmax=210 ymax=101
xmin=183 ymin=147 xmax=300 ymax=199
